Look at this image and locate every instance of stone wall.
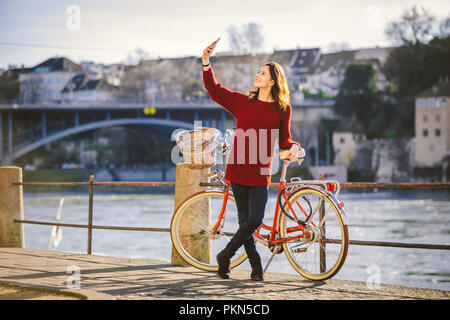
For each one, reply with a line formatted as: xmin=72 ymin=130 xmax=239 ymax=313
xmin=353 ymin=138 xmax=414 ymax=182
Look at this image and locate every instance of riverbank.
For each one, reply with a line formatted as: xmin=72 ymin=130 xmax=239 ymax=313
xmin=0 ymin=248 xmax=448 ymax=300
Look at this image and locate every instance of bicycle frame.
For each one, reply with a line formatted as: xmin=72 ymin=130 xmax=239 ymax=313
xmin=255 ymin=159 xmax=309 ymax=247
xmin=208 ymin=158 xmax=340 ymax=248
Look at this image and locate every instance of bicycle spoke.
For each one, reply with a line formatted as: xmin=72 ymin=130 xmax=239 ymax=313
xmin=305 ymin=196 xmax=322 ymax=223
xmin=318 ymin=204 xmax=333 ymax=228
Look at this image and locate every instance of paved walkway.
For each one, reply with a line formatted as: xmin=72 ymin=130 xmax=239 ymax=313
xmin=0 ymin=248 xmax=448 ymax=300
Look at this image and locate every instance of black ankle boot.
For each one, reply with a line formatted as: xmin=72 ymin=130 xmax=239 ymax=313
xmin=249 ymin=257 xmax=264 ymax=281
xmin=217 ymin=248 xmax=233 ymax=279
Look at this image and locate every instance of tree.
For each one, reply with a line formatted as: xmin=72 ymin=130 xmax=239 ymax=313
xmin=115 ymin=65 xmax=151 ymax=101
xmin=125 ymin=47 xmax=151 ymax=65
xmin=326 ymin=41 xmax=351 ymax=53
xmin=382 ymin=35 xmax=450 ymax=97
xmin=333 ymin=63 xmax=378 ymax=128
xmin=381 ymin=6 xmax=450 ymax=137
xmin=0 ymin=70 xmax=19 ymax=101
xmin=382 ymin=5 xmax=450 ymax=96
xmin=226 ymin=22 xmax=265 ymax=56
xmin=385 ymin=5 xmax=436 ymax=46
xmin=439 ymin=17 xmax=450 ymax=37
xmin=182 ymin=78 xmax=205 ymax=101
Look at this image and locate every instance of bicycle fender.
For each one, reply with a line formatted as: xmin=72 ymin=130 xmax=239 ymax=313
xmin=326 ymin=192 xmax=349 ymax=225
xmin=288 ymin=186 xmax=349 ymax=226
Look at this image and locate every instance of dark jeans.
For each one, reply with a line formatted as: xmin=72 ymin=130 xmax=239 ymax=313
xmin=224 ymin=182 xmax=268 ymax=262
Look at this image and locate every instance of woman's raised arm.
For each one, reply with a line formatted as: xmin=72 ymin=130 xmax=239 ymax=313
xmin=202 ymin=39 xmax=245 ymax=118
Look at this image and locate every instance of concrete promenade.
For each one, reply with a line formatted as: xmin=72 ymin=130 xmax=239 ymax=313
xmin=0 ymin=248 xmax=448 ymax=300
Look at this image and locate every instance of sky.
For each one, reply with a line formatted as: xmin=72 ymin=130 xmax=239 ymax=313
xmin=0 ymin=0 xmax=449 ymax=69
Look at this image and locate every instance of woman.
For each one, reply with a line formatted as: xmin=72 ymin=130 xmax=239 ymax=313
xmin=202 ymin=39 xmax=301 ymax=281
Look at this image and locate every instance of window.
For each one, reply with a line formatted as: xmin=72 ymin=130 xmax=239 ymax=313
xmin=423 ymin=115 xmax=428 ymax=122
xmin=435 ymin=129 xmax=441 ymax=137
xmin=417 ymin=98 xmax=425 ymax=109
xmin=427 ymin=98 xmax=436 ymax=108
xmin=423 ymin=129 xmax=428 ymax=137
xmin=436 ymin=114 xmax=440 ymax=122
xmin=340 ymin=137 xmax=345 ymax=144
xmin=440 ymin=98 xmax=446 ymax=107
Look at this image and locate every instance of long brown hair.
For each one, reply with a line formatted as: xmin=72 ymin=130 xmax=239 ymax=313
xmin=247 ymin=61 xmax=290 ymax=112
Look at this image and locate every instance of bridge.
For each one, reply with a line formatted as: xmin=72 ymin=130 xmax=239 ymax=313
xmin=0 ymin=98 xmax=336 ymax=166
xmin=0 ymin=102 xmax=231 ymax=164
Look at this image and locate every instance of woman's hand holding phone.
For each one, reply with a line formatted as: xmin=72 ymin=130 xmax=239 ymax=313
xmin=202 ymin=37 xmax=220 ymax=67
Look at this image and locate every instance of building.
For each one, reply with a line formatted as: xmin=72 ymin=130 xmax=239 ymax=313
xmin=61 ymin=74 xmax=118 ymax=103
xmin=414 ymin=78 xmax=450 ymax=167
xmin=80 ymin=61 xmax=126 ymax=86
xmin=332 ymin=115 xmax=366 ymax=167
xmin=305 ymin=47 xmax=394 ymax=97
xmin=18 ymin=57 xmax=84 ymax=104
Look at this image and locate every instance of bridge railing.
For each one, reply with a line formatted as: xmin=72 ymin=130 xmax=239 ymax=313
xmin=10 ymin=175 xmax=450 ymax=255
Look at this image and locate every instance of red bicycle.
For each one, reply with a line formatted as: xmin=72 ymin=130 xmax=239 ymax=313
xmin=170 ymin=142 xmax=349 ymax=281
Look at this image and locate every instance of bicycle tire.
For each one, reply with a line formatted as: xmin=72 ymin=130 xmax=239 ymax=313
xmin=278 ymin=187 xmax=349 ymax=281
xmin=170 ymin=190 xmax=248 ymax=272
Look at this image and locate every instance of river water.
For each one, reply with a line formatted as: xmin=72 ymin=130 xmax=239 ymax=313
xmin=22 ymin=188 xmax=450 ymax=292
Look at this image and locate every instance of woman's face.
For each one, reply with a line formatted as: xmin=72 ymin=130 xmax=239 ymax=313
xmin=253 ymin=65 xmax=274 ymax=89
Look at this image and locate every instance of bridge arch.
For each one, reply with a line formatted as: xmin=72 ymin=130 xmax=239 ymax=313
xmin=12 ymin=118 xmax=194 ymax=161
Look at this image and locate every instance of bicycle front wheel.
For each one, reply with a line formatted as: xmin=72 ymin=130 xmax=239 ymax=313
xmin=170 ymin=190 xmax=247 ymax=272
xmin=279 ymin=187 xmax=349 ymax=281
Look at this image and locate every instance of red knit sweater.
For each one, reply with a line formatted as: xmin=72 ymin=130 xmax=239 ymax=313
xmin=203 ymin=67 xmax=299 ymax=186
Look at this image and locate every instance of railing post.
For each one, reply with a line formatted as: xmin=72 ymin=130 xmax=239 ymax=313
xmin=318 ymin=173 xmax=326 ymax=273
xmin=0 ymin=166 xmax=24 ymax=247
xmin=87 ymin=175 xmax=94 ymax=254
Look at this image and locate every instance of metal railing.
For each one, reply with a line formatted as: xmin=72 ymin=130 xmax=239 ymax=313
xmin=13 ymin=175 xmax=450 ymax=255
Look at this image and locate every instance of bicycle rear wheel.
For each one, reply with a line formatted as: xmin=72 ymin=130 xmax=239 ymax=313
xmin=279 ymin=187 xmax=348 ymax=281
xmin=170 ymin=190 xmax=247 ymax=272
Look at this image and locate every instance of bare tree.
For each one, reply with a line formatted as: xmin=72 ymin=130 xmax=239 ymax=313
xmin=243 ymin=22 xmax=265 ymax=56
xmin=326 ymin=41 xmax=351 ymax=53
xmin=20 ymin=78 xmax=41 ymax=104
xmin=439 ymin=17 xmax=450 ymax=37
xmin=226 ymin=22 xmax=265 ymax=55
xmin=114 ymin=65 xmax=151 ymax=101
xmin=384 ymin=5 xmax=436 ymax=46
xmin=125 ymin=47 xmax=152 ymax=66
xmin=226 ymin=25 xmax=245 ymax=54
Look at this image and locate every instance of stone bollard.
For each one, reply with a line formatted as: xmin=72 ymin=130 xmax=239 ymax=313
xmin=0 ymin=166 xmax=24 ymax=247
xmin=171 ymin=163 xmax=210 ymax=265
xmin=171 ymin=127 xmax=219 ymax=265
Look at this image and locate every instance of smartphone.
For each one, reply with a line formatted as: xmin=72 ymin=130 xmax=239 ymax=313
xmin=212 ymin=37 xmax=220 ymax=48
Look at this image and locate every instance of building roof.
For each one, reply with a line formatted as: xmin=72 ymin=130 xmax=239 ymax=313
xmin=269 ymin=48 xmax=321 ymax=75
xmin=416 ymin=78 xmax=450 ymax=98
xmin=314 ymin=50 xmax=356 ymax=74
xmin=61 ymin=73 xmax=118 ymax=93
xmin=335 ymin=115 xmax=366 ymax=134
xmin=31 ymin=57 xmax=83 ymax=73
